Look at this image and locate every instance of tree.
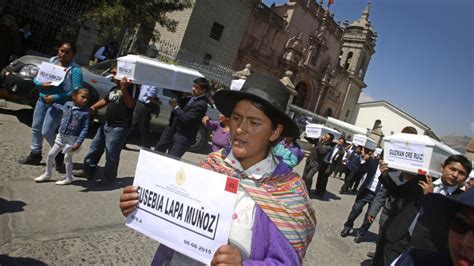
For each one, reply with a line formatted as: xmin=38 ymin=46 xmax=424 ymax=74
xmin=81 ymin=0 xmax=194 ymax=54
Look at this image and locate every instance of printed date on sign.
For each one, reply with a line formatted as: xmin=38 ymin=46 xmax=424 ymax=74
xmin=183 ymin=239 xmax=212 ymax=255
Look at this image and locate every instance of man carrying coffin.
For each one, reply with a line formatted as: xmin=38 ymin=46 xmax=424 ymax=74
xmin=302 ymin=133 xmax=334 ymax=196
xmin=326 ymin=138 xmax=346 ymax=178
xmin=315 ymin=137 xmax=345 ymax=196
xmin=154 ymin=78 xmax=210 ymax=158
xmin=407 ymin=155 xmax=472 ymax=260
xmin=340 ymin=152 xmax=382 ymax=243
xmin=372 ymin=155 xmax=472 ymax=265
xmin=339 ymin=146 xmax=364 ymax=193
xmin=74 ymin=67 xmax=137 ymax=186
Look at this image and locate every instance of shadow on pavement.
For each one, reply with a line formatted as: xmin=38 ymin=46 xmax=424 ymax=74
xmin=0 ymin=107 xmax=33 ymax=127
xmin=0 ymin=107 xmax=99 ymax=139
xmin=0 ymin=255 xmax=47 ymax=266
xmin=311 ymin=191 xmax=341 ymax=201
xmin=73 ymin=176 xmax=134 ymax=193
xmin=0 ymin=198 xmax=27 ymax=214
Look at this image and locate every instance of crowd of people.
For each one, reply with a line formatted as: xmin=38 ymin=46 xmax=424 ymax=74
xmin=11 ymin=39 xmax=474 ymax=265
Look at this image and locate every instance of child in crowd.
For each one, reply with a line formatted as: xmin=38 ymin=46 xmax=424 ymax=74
xmin=35 ymin=88 xmax=90 ymax=185
xmin=202 ymin=114 xmax=231 ymax=152
xmin=273 ymin=136 xmax=305 ymax=170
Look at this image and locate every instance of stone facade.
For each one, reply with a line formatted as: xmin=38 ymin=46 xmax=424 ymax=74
xmin=233 ymin=0 xmax=376 ymax=121
xmin=152 ymin=0 xmax=376 ymax=120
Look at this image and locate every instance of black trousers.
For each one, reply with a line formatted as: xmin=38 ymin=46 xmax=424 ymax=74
xmin=155 ymin=127 xmax=193 ymax=158
xmin=130 ymin=101 xmax=154 ymax=148
xmin=343 ymin=188 xmax=375 ymax=237
xmin=315 ymin=162 xmax=330 ymax=194
xmin=340 ymin=169 xmax=357 ymax=192
xmin=302 ymin=159 xmax=319 ymax=192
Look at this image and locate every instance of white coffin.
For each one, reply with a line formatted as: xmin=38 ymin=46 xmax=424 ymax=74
xmin=352 ymin=134 xmax=377 ymax=151
xmin=230 ymin=79 xmax=245 ymax=91
xmin=383 ymin=133 xmax=460 ymax=178
xmin=116 ymin=55 xmax=204 ymax=93
xmin=305 ymin=124 xmax=341 ymax=141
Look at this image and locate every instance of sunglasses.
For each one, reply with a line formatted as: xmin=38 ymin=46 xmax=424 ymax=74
xmin=449 ymin=217 xmax=474 ymax=234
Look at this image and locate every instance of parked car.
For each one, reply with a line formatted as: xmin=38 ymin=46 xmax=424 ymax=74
xmin=0 ymin=56 xmax=220 ymax=152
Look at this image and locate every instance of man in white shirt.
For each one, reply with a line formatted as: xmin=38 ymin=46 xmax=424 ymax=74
xmin=340 ymin=154 xmax=382 ymax=243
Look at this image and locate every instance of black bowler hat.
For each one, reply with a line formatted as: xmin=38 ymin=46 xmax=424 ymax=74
xmin=214 ymin=73 xmax=299 ymax=137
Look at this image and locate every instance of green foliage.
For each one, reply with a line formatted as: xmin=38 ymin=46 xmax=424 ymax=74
xmin=81 ymin=0 xmax=193 ymax=51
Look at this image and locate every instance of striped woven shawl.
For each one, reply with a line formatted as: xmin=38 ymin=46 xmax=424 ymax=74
xmin=199 ymin=149 xmax=317 ymax=261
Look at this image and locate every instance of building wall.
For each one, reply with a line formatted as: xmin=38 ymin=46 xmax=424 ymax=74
xmin=178 ymin=0 xmax=252 ymax=67
xmin=154 ymin=8 xmax=194 ymax=49
xmin=153 ymin=1 xmax=253 ymax=68
xmin=353 ymin=104 xmax=427 ymax=136
xmin=338 ymin=80 xmax=363 ymax=122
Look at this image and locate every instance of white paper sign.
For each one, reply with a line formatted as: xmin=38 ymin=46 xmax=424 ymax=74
xmin=117 ymin=60 xmax=136 ymax=80
xmin=305 ymin=126 xmax=322 ymax=138
xmin=386 ymin=141 xmax=425 ymax=169
xmin=126 ymin=150 xmax=239 ymax=264
xmin=35 ymin=62 xmax=67 ymax=86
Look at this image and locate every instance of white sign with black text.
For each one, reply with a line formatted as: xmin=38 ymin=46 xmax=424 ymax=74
xmin=117 ymin=60 xmax=136 ymax=80
xmin=385 ymin=140 xmax=426 ymax=169
xmin=126 ymin=150 xmax=239 ymax=264
xmin=35 ymin=62 xmax=68 ymax=86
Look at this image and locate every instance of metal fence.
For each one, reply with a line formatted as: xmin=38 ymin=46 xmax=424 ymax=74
xmin=5 ymin=0 xmax=87 ymax=55
xmin=154 ymin=40 xmax=235 ymax=87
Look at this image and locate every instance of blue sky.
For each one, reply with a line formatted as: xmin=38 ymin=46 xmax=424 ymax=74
xmin=263 ymin=0 xmax=473 ymax=137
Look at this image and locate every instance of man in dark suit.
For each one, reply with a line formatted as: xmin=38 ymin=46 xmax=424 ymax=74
xmin=302 ymin=133 xmax=334 ymax=196
xmin=155 ymin=77 xmax=210 ymax=158
xmin=340 ymin=154 xmax=382 ymax=243
xmin=326 ymin=138 xmax=346 ymax=177
xmin=339 ymin=146 xmax=363 ymax=193
xmin=372 ymin=165 xmax=425 ymax=266
xmin=408 ymin=155 xmax=471 ymax=255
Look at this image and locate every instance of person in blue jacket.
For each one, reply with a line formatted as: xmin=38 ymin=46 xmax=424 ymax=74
xmin=19 ymin=41 xmax=83 ymax=166
xmin=34 ymin=88 xmax=90 ymax=185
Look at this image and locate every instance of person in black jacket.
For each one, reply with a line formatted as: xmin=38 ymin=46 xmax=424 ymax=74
xmin=302 ymin=133 xmax=334 ymax=196
xmin=154 ymin=77 xmax=210 ymax=158
xmin=326 ymin=138 xmax=346 ymax=177
xmin=408 ymin=155 xmax=471 ymax=255
xmin=340 ymin=146 xmax=364 ymax=193
xmin=340 ymin=154 xmax=382 ymax=243
xmin=372 ymin=163 xmax=426 ymax=266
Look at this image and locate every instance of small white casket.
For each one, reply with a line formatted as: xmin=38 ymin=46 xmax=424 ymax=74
xmin=230 ymin=79 xmax=245 ymax=91
xmin=116 ymin=55 xmax=204 ymax=93
xmin=383 ymin=133 xmax=460 ymax=177
xmin=305 ymin=124 xmax=341 ymax=141
xmin=352 ymin=134 xmax=377 ymax=151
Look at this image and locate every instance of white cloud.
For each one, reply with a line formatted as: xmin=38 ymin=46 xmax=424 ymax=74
xmin=358 ymin=92 xmax=375 ymax=103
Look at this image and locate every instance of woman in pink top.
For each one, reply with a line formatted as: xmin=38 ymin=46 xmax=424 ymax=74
xmin=202 ymin=114 xmax=231 ymax=152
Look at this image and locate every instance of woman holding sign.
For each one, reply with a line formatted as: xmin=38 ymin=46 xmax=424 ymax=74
xmin=19 ymin=41 xmax=83 ymax=166
xmin=120 ymin=73 xmax=317 ymax=265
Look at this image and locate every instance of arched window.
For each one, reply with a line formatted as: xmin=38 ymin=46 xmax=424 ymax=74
xmin=324 ymin=108 xmax=333 ymax=117
xmin=401 ymin=126 xmax=418 ymax=134
xmin=293 ymin=82 xmax=307 ymax=107
xmin=344 ymin=52 xmax=353 ymax=70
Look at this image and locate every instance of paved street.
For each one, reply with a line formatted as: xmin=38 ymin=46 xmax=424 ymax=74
xmin=0 ymin=102 xmax=377 ymax=265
